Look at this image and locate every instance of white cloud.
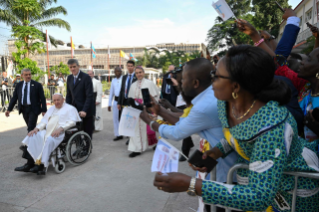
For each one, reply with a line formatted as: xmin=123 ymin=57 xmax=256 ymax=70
xmin=94 ymin=17 xmax=212 ymax=48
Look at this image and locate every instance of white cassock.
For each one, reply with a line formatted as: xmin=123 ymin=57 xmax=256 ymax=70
xmin=93 ymin=78 xmax=103 ymax=131
xmin=128 ymin=78 xmax=159 ymax=152
xmin=108 ymin=76 xmax=122 ymax=137
xmin=22 ymin=103 xmax=81 ymax=167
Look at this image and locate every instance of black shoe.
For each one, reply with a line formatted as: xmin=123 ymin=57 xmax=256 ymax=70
xmin=14 ymin=164 xmax=34 ymax=172
xmin=113 ymin=136 xmax=123 ymax=141
xmin=129 ymin=152 xmax=141 ymax=158
xmin=179 ymin=155 xmax=187 ymax=162
xmin=19 ymin=145 xmax=26 ymax=151
xmin=126 ymin=139 xmax=129 ymax=145
xmin=30 ymin=164 xmax=44 ymax=173
xmin=37 ymin=170 xmax=46 ymax=175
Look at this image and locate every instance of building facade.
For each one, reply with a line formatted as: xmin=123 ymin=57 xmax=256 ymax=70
xmin=8 ymin=41 xmax=207 ymax=80
xmin=278 ymin=0 xmax=319 ymax=52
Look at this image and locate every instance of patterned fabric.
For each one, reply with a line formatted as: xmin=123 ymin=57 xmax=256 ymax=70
xmin=201 ymin=100 xmax=319 ymax=212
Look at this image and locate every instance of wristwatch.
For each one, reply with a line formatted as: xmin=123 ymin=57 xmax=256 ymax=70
xmin=268 ymin=35 xmax=276 ymax=41
xmin=187 ymin=177 xmax=197 ymax=196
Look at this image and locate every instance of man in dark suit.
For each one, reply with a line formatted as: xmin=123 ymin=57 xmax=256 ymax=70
xmin=161 ymin=65 xmax=178 ymax=106
xmin=117 ymin=60 xmax=137 ymax=145
xmin=5 ymin=69 xmax=47 ymax=133
xmin=66 ymin=59 xmax=94 ymax=147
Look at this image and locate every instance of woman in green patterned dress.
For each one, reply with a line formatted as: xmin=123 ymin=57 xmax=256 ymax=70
xmin=153 ymin=45 xmax=319 ymax=212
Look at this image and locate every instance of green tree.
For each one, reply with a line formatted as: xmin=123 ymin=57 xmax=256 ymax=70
xmin=207 ymin=14 xmax=255 ymax=51
xmin=0 ymin=0 xmax=71 ymax=58
xmin=50 ymin=62 xmax=70 ymax=76
xmin=206 ymin=0 xmax=251 ymax=52
xmin=11 ymin=40 xmax=44 ymax=81
xmin=301 ymin=36 xmax=315 ymax=55
xmin=252 ymin=0 xmax=289 ymax=37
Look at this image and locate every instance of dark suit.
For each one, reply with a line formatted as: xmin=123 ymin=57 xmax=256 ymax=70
xmin=66 ymin=71 xmax=94 ymax=139
xmin=8 ymin=80 xmax=47 ymax=132
xmin=161 ymin=73 xmax=178 ymax=106
xmin=117 ymin=73 xmax=137 ymax=107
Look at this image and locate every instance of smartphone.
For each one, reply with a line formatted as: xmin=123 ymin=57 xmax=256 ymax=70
xmin=141 ymin=88 xmax=152 ymax=108
xmin=312 ymin=108 xmax=319 ymax=122
xmin=275 ymin=1 xmax=285 ymax=13
xmin=188 ymin=150 xmax=218 ymax=173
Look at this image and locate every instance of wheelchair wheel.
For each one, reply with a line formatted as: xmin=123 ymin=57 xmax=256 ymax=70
xmin=66 ymin=131 xmax=92 ymax=166
xmin=55 ymin=161 xmax=66 ymax=174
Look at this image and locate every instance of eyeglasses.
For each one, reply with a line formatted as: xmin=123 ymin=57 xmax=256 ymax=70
xmin=210 ymin=70 xmax=231 ymax=81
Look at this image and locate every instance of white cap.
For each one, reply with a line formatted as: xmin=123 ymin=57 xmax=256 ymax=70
xmin=16 ymin=74 xmax=21 ymax=76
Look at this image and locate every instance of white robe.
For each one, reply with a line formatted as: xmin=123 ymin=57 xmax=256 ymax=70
xmin=22 ymin=103 xmax=81 ymax=167
xmin=108 ymin=76 xmax=122 ymax=136
xmin=93 ymin=78 xmax=103 ymax=131
xmin=127 ymin=79 xmax=159 ymax=152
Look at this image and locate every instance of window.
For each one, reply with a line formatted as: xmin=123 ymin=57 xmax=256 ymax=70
xmin=306 ymin=8 xmax=312 ymax=22
xmin=299 ymin=16 xmax=303 ymax=27
xmin=80 ymin=65 xmax=87 ymax=69
xmin=93 ymin=65 xmax=104 ymax=69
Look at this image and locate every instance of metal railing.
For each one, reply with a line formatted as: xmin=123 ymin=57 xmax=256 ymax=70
xmin=44 ymin=85 xmax=66 ymax=101
xmin=296 ymin=22 xmax=319 ymax=44
xmin=220 ymin=163 xmax=319 ymax=212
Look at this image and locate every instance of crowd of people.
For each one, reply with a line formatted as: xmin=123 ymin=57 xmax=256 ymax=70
xmin=3 ymin=7 xmax=319 ymax=212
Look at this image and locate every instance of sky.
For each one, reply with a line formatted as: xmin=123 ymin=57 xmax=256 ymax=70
xmin=0 ymin=0 xmax=302 ymax=54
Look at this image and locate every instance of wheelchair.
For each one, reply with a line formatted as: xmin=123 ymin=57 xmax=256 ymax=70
xmin=48 ymin=121 xmax=92 ymax=174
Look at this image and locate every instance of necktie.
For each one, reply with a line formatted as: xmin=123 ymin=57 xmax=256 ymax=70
xmin=74 ymin=76 xmax=76 ymax=85
xmin=126 ymin=75 xmax=132 ymax=98
xmin=23 ymin=82 xmax=28 ymax=105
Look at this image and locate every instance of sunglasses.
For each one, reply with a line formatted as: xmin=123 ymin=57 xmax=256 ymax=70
xmin=210 ymin=70 xmax=231 ymax=81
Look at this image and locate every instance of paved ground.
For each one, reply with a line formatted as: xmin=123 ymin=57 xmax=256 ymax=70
xmin=0 ymin=98 xmax=200 ymax=212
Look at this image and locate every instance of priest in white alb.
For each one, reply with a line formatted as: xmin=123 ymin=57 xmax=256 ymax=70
xmin=88 ymin=70 xmax=103 ymax=131
xmin=14 ymin=93 xmax=81 ymax=175
xmin=127 ymin=66 xmax=159 ymax=158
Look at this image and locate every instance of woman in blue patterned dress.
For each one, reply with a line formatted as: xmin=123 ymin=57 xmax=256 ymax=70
xmin=153 ymin=45 xmax=319 ymax=212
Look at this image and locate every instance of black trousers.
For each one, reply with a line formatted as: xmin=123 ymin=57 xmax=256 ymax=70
xmin=1 ymin=90 xmax=10 ymax=107
xmin=181 ymin=136 xmax=194 ymax=156
xmin=83 ymin=116 xmax=94 ymax=140
xmin=22 ymin=106 xmax=38 ymax=132
xmin=49 ymin=87 xmax=56 ymax=101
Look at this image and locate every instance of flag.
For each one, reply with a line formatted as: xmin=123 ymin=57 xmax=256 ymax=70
xmin=151 ymin=139 xmax=180 ymax=173
xmin=108 ymin=45 xmax=111 ymax=58
xmin=71 ymin=37 xmax=75 ymax=56
xmin=46 ymin=30 xmax=51 ymax=49
xmin=212 ymin=0 xmax=235 ymax=21
xmin=92 ymin=44 xmax=96 ymax=59
xmin=120 ymin=50 xmax=129 ymax=60
xmin=130 ymin=53 xmax=138 ymax=62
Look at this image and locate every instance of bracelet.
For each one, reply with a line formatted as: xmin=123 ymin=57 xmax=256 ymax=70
xmin=149 ymin=121 xmax=155 ymax=131
xmin=254 ymin=38 xmax=264 ymax=47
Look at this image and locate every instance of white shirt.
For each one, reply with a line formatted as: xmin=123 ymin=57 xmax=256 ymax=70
xmin=73 ymin=71 xmax=81 ymax=82
xmin=57 ymin=77 xmax=64 ymax=87
xmin=21 ymin=81 xmax=31 ymax=105
xmin=108 ymin=76 xmax=122 ymax=106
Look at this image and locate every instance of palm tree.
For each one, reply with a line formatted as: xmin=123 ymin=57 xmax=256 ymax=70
xmin=0 ymin=0 xmax=70 ymax=57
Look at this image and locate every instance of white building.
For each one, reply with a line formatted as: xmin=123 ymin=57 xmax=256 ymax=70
xmin=278 ymin=0 xmax=319 ymax=52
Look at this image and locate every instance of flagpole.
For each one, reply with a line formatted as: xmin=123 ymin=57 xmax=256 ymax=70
xmin=71 ymin=36 xmax=73 ymax=59
xmin=91 ymin=42 xmax=93 ymax=71
xmin=46 ymin=30 xmax=50 ymax=78
xmin=119 ymin=49 xmax=121 ymax=69
xmin=107 ymin=45 xmax=110 ymax=82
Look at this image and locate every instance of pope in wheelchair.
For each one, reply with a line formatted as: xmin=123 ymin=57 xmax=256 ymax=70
xmin=15 ymin=93 xmax=82 ymax=175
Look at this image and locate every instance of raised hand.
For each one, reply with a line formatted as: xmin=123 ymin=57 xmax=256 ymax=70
xmin=235 ymin=19 xmax=258 ymax=37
